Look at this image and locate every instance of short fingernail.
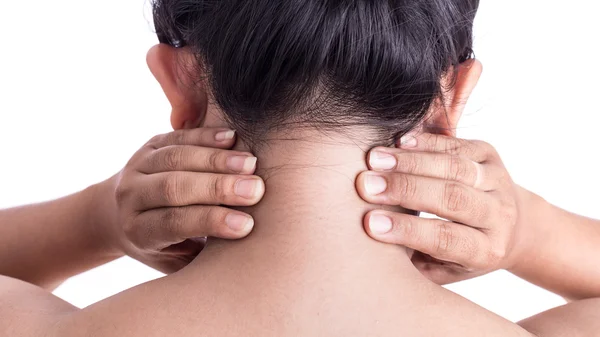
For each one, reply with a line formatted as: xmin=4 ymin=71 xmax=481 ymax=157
xmin=369 ymin=151 xmax=397 ymax=170
xmin=226 ymin=213 xmax=254 ymax=232
xmin=369 ymin=214 xmax=393 ymax=234
xmin=235 ymin=179 xmax=262 ymax=199
xmin=399 ymin=135 xmax=417 ymax=148
xmin=364 ymin=174 xmax=388 ymax=195
xmin=227 ymin=156 xmax=257 ymax=173
xmin=215 ymin=130 xmax=236 ymax=141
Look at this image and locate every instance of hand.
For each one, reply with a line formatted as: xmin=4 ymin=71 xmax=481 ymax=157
xmin=357 ymin=133 xmax=532 ymax=285
xmin=100 ymin=127 xmax=265 ymax=273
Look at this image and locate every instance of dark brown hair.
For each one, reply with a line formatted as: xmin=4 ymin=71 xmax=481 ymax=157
xmin=153 ymin=0 xmax=479 ymax=146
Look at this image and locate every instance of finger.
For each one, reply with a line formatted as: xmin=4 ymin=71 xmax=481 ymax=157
xmin=368 ymin=147 xmax=496 ymax=190
xmin=364 ymin=211 xmax=490 ymax=270
xmin=132 ymin=253 xmax=194 ymax=275
xmin=413 ymin=263 xmax=464 ymax=285
xmin=357 ymin=172 xmax=494 ymax=227
xmin=398 ymin=133 xmax=496 ymax=163
xmin=135 ymin=172 xmax=265 ymax=210
xmin=412 ymin=254 xmax=487 ymax=285
xmin=147 ymin=128 xmax=237 ymax=149
xmin=161 ymin=238 xmax=206 ymax=256
xmin=141 ymin=145 xmax=257 ymax=175
xmin=128 ymin=206 xmax=254 ymax=250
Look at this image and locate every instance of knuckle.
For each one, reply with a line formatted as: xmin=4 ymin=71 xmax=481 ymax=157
xmin=146 ymin=134 xmax=164 ymax=148
xmin=433 ymin=221 xmax=455 ymax=255
xmin=487 ymin=244 xmax=506 ymax=266
xmin=208 ymin=175 xmax=228 ymax=202
xmin=161 ymin=208 xmax=185 ymax=240
xmin=114 ymin=185 xmax=128 ymax=204
xmin=392 ymin=174 xmax=417 ymax=200
xmin=496 ymin=169 xmax=511 ymax=186
xmin=448 ymin=156 xmax=471 ymax=183
xmin=160 ymin=175 xmax=181 ymax=204
xmin=473 ymin=140 xmax=498 ymax=161
xmin=122 ymin=215 xmax=137 ymax=237
xmin=161 ymin=207 xmax=181 ymax=226
xmin=203 ymin=207 xmax=227 ymax=235
xmin=444 ymin=138 xmax=463 ymax=155
xmin=114 ymin=179 xmax=131 ymax=205
xmin=144 ymin=152 xmax=159 ymax=171
xmin=473 ymin=140 xmax=494 ymax=154
xmin=396 ymin=153 xmax=419 ymax=174
xmin=424 ymin=133 xmax=442 ymax=150
xmin=443 ymin=183 xmax=470 ymax=213
xmin=173 ymin=130 xmax=186 ymax=145
xmin=205 ymin=150 xmax=221 ymax=171
xmin=164 ymin=147 xmax=184 ymax=171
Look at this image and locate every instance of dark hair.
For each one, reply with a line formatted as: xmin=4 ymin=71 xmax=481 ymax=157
xmin=153 ymin=0 xmax=479 ymax=147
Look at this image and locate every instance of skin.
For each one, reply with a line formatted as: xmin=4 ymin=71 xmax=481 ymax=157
xmin=0 ymin=127 xmax=264 ymax=289
xmin=0 ymin=44 xmax=599 ymax=336
xmin=360 ymin=133 xmax=600 ymax=301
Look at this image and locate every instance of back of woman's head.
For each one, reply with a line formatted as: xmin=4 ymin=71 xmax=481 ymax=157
xmin=152 ymin=0 xmax=480 ymax=146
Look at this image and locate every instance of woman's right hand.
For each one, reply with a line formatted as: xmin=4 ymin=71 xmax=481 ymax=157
xmin=99 ymin=127 xmax=265 ymax=274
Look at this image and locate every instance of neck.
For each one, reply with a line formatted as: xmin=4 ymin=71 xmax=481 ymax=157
xmin=201 ymin=130 xmax=416 ymax=274
xmin=241 ymin=133 xmax=402 ymax=249
xmin=189 ymin=128 xmax=426 ymax=316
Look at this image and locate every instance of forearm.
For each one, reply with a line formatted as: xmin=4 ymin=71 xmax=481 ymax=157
xmin=508 ymin=187 xmax=600 ymax=301
xmin=0 ymin=179 xmax=123 ymax=290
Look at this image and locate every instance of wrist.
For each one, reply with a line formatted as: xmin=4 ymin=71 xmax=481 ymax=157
xmin=85 ymin=175 xmax=125 ymax=258
xmin=505 ymin=185 xmax=554 ymax=272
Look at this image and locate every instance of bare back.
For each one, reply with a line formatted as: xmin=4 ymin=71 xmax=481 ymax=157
xmin=4 ymin=163 xmax=599 ymax=336
xmin=53 ymin=233 xmax=534 ymax=337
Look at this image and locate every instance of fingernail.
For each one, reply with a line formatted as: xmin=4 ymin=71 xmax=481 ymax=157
xmin=365 ymin=174 xmax=388 ymax=196
xmin=369 ymin=214 xmax=393 ymax=234
xmin=225 ymin=213 xmax=254 ymax=232
xmin=235 ymin=179 xmax=261 ymax=199
xmin=227 ymin=156 xmax=257 ymax=173
xmin=399 ymin=135 xmax=417 ymax=148
xmin=215 ymin=130 xmax=236 ymax=141
xmin=369 ymin=151 xmax=397 ymax=170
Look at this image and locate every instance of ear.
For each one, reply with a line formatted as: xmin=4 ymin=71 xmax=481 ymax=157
xmin=147 ymin=44 xmax=208 ymax=130
xmin=423 ymin=59 xmax=483 ymax=136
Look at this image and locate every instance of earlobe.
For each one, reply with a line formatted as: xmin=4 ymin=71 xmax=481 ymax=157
xmin=423 ymin=59 xmax=483 ymax=137
xmin=147 ymin=44 xmax=207 ymax=130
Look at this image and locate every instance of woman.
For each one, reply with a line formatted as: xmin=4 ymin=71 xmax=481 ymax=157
xmin=1 ymin=0 xmax=599 ymax=336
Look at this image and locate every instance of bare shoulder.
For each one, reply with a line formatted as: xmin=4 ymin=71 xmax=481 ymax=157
xmin=0 ymin=275 xmax=78 ymax=336
xmin=519 ymin=298 xmax=600 ymax=337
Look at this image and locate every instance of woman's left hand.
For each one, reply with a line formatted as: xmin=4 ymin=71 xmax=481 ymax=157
xmin=357 ymin=133 xmax=532 ymax=285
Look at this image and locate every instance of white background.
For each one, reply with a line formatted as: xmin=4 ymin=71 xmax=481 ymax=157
xmin=1 ymin=0 xmax=599 ymax=323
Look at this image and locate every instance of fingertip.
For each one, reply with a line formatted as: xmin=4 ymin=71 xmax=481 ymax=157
xmin=213 ymin=129 xmax=237 ymax=148
xmin=226 ymin=155 xmax=258 ymax=174
xmin=355 ymin=171 xmax=370 ymax=200
xmin=368 ymin=147 xmax=397 ymax=171
xmin=250 ymin=177 xmax=266 ymax=202
xmin=364 ymin=173 xmax=388 ymax=197
xmin=244 ymin=156 xmax=258 ymax=174
xmin=397 ymin=134 xmax=418 ymax=149
xmin=233 ymin=177 xmax=265 ymax=204
xmin=357 ymin=172 xmax=392 ymax=206
xmin=225 ymin=213 xmax=255 ymax=236
xmin=365 ymin=211 xmax=394 ymax=235
xmin=215 ymin=129 xmax=236 ymax=141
